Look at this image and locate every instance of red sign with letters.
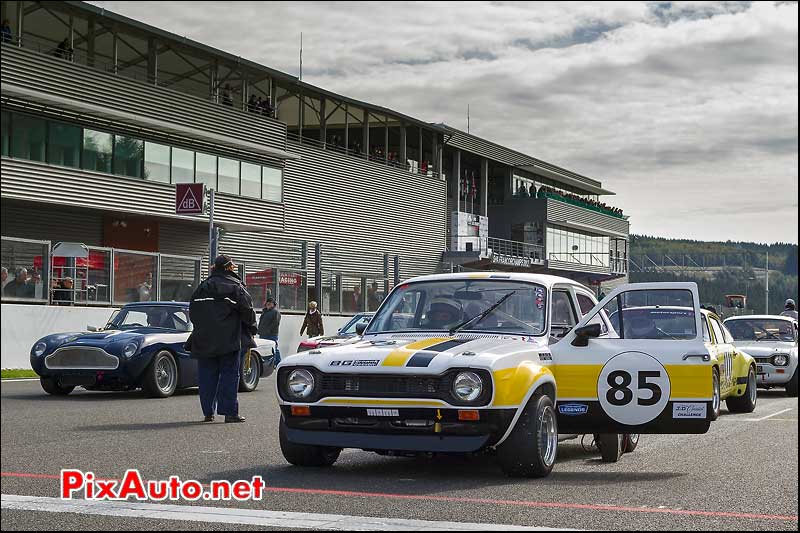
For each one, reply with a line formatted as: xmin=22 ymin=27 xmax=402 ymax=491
xmin=175 ymin=183 xmax=205 ymax=214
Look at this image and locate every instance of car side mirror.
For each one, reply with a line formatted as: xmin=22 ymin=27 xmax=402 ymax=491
xmin=355 ymin=322 xmax=367 ymax=335
xmin=571 ymin=323 xmax=602 ymax=347
xmin=87 ymin=325 xmax=99 ymax=332
xmin=337 ymin=328 xmax=342 ymax=334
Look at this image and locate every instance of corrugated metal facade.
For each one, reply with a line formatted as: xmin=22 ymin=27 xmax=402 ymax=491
xmin=0 ymin=159 xmax=285 ymax=233
xmin=546 ymin=199 xmax=629 ymax=236
xmin=1 ymin=45 xmax=288 ymax=150
xmin=280 ymin=141 xmax=447 ymax=276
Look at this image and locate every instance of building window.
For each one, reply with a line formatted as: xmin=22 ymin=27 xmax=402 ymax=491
xmin=217 ymin=157 xmax=240 ymax=195
xmin=144 ymin=141 xmax=170 ymax=183
xmin=113 ymin=135 xmax=144 ymax=178
xmin=12 ymin=114 xmax=46 ymax=162
xmin=240 ymin=162 xmax=261 ymax=199
xmin=1 ymin=111 xmax=10 ymax=157
xmin=47 ymin=121 xmax=81 ymax=168
xmin=195 ymin=152 xmax=217 ymax=190
xmin=83 ymin=129 xmax=113 ymax=173
xmin=262 ymin=165 xmax=282 ymax=202
xmin=171 ymin=147 xmax=194 ymax=184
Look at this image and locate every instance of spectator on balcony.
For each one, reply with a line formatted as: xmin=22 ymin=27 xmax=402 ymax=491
xmin=1 ymin=19 xmax=12 ymax=44
xmin=263 ymin=97 xmax=275 ymax=118
xmin=247 ymin=94 xmax=258 ymax=113
xmin=528 ymin=184 xmax=536 ymax=198
xmin=1 ymin=267 xmax=9 ymax=291
xmin=53 ymin=277 xmax=74 ymax=306
xmin=54 ymin=38 xmax=73 ymax=61
xmin=4 ymin=268 xmax=35 ymax=299
xmin=221 ymin=84 xmax=233 ymax=106
xmin=517 ymin=184 xmax=530 ymax=198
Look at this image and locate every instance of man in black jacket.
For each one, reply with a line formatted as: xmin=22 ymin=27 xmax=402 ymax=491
xmin=257 ymin=297 xmax=281 ymax=365
xmin=188 ymin=255 xmax=256 ymax=423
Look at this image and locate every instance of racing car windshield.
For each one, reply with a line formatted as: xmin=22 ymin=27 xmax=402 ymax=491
xmin=365 ymin=279 xmax=547 ymax=335
xmin=109 ymin=306 xmax=191 ymax=331
xmin=725 ymin=319 xmax=797 ymax=342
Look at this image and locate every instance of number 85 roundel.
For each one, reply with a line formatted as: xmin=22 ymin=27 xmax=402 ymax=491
xmin=597 ymin=352 xmax=671 ymax=425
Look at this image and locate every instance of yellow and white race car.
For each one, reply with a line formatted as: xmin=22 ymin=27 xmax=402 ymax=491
xmin=276 ymin=273 xmax=714 ymax=477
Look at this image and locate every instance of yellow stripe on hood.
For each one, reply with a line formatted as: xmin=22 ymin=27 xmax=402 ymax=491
xmin=382 ymin=338 xmax=449 ymax=367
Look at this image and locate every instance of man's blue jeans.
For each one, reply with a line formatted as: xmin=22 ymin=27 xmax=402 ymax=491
xmin=263 ymin=335 xmax=281 ymax=365
xmin=197 ymin=351 xmax=240 ymax=417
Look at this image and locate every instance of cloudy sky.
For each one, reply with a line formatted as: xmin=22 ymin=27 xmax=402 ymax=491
xmin=92 ymin=1 xmax=798 ymax=244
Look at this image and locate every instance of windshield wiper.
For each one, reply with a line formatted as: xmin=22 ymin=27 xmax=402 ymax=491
xmin=449 ymin=291 xmax=516 ymax=336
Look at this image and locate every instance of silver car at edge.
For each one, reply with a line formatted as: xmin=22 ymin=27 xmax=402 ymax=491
xmin=724 ymin=315 xmax=798 ymax=397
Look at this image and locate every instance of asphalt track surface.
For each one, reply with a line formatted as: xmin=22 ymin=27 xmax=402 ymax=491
xmin=1 ymin=377 xmax=797 ymax=531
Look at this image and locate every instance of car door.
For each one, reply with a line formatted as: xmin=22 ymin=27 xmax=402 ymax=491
xmin=708 ymin=315 xmax=734 ymax=396
xmin=550 ymin=282 xmax=712 ymax=435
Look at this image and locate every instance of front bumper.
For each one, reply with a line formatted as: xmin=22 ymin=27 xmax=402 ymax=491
xmin=281 ymin=405 xmax=515 ymax=453
xmin=755 ymin=361 xmax=797 ymax=386
xmin=31 ymin=350 xmax=151 ymax=388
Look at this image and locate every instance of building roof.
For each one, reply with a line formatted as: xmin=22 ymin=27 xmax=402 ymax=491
xmin=63 ymin=1 xmax=447 ymax=134
xmin=441 ymin=125 xmax=614 ymax=196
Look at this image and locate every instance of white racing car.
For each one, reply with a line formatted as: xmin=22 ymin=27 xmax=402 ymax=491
xmin=724 ymin=315 xmax=798 ymax=396
xmin=276 ymin=273 xmax=714 ymax=477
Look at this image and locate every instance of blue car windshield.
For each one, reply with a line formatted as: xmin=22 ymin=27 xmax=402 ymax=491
xmin=340 ymin=313 xmax=373 ymax=335
xmin=365 ymin=279 xmax=547 ymax=335
xmin=109 ymin=306 xmax=191 ymax=331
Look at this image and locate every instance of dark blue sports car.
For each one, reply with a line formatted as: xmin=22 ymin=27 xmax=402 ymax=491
xmin=30 ymin=302 xmax=276 ymax=398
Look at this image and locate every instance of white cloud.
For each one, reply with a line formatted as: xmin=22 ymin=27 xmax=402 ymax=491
xmin=91 ymin=1 xmax=798 ymax=243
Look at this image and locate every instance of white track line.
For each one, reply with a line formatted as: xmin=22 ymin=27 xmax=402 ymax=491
xmin=1 ymin=494 xmax=570 ymax=531
xmin=742 ymin=407 xmax=795 ymax=422
xmin=0 ymin=378 xmax=39 ymax=382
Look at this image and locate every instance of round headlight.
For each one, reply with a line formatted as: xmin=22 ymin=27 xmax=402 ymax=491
xmin=33 ymin=342 xmax=47 ymax=357
xmin=123 ymin=342 xmax=139 ymax=357
xmin=453 ymin=371 xmax=483 ymax=402
xmin=287 ymin=369 xmax=315 ymax=399
xmin=773 ymin=354 xmax=789 ymax=366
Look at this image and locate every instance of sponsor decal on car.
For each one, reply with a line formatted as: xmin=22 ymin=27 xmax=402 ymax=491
xmin=539 ymin=352 xmax=553 ymax=361
xmin=329 ymin=360 xmax=380 ymax=367
xmin=672 ymin=402 xmax=707 ymax=419
xmin=558 ymin=403 xmax=589 ymax=416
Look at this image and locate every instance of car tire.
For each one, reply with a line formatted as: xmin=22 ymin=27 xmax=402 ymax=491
xmin=238 ymin=351 xmax=260 ymax=393
xmin=785 ymin=367 xmax=798 ymax=397
xmin=497 ymin=391 xmax=558 ymax=478
xmin=40 ymin=377 xmax=74 ymax=396
xmin=596 ymin=433 xmax=624 ymax=462
xmin=726 ymin=366 xmax=757 ymax=413
xmin=141 ymin=350 xmax=178 ymax=398
xmin=710 ymin=367 xmax=721 ymax=421
xmin=279 ymin=416 xmax=341 ymax=467
xmin=622 ymin=433 xmax=639 ymax=453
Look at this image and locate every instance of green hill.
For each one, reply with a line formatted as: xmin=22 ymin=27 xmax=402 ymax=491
xmin=629 ymin=236 xmax=798 ymax=315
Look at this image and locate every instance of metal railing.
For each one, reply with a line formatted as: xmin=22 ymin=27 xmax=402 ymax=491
xmin=488 ymin=237 xmax=545 ymax=265
xmin=286 ymin=132 xmax=442 ymax=179
xmin=5 ymin=35 xmax=279 ymax=121
xmin=548 ymin=251 xmax=625 ymax=272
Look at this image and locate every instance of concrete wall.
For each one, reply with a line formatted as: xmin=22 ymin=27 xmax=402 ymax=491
xmin=1 ymin=304 xmax=351 ymax=369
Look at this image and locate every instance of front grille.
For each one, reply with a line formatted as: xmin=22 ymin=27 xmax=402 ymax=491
xmin=320 ymin=375 xmax=447 ymax=396
xmin=45 ymin=347 xmax=119 ymax=370
xmin=279 ymin=367 xmax=493 ymax=406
